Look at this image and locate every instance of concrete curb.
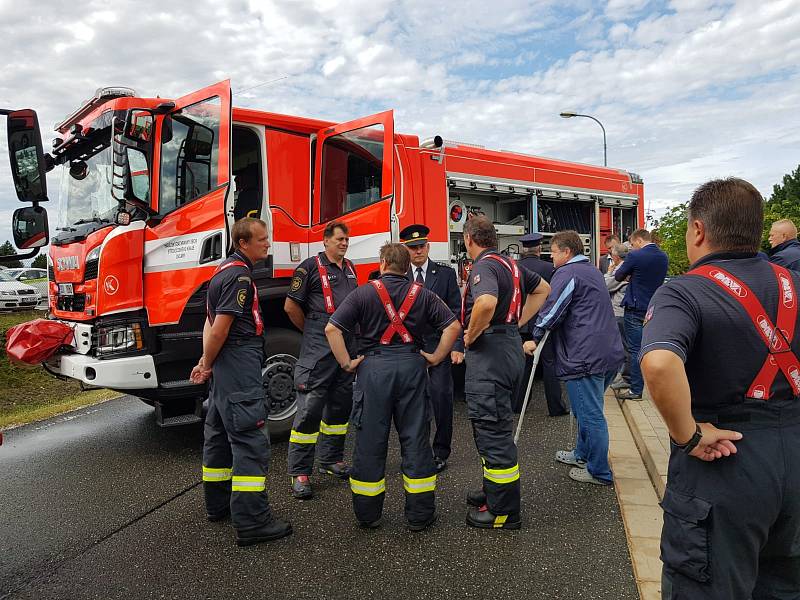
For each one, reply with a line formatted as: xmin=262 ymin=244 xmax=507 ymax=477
xmin=617 ymin=391 xmax=669 ymax=501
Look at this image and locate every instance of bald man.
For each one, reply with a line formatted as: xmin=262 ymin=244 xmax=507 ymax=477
xmin=768 ymin=218 xmax=800 ymax=271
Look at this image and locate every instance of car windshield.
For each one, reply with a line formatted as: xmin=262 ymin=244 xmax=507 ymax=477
xmin=56 ymin=112 xmax=116 ymax=229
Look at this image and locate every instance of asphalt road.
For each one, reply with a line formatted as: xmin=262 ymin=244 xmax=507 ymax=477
xmin=0 ymin=383 xmax=638 ymax=600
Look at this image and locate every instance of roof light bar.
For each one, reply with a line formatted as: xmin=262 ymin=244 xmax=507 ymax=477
xmin=55 ymin=86 xmax=138 ymax=133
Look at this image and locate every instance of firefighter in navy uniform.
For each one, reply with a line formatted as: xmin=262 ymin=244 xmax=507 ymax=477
xmin=284 ymin=220 xmax=359 ymax=499
xmin=516 ymin=232 xmax=568 ymax=416
xmin=460 ymin=216 xmax=550 ymax=529
xmin=640 ymin=178 xmax=800 ymax=599
xmin=400 ymin=224 xmax=464 ymax=473
xmin=191 ymin=218 xmax=292 ymax=547
xmin=325 ymin=243 xmax=461 ymax=530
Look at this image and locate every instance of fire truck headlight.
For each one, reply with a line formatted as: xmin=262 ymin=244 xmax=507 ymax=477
xmin=86 ymin=246 xmax=101 ymax=263
xmin=95 ymin=323 xmax=144 ymax=355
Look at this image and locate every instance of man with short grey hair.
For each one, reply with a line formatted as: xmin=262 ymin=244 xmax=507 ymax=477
xmin=768 ymin=218 xmax=800 ymax=271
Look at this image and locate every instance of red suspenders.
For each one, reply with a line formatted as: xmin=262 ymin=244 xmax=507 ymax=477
xmin=207 ymin=260 xmax=264 ymax=336
xmin=315 ymin=255 xmax=357 ymax=314
xmin=460 ymin=253 xmax=522 ymax=325
xmin=689 ymin=263 xmax=800 ymax=399
xmin=370 ymin=280 xmax=423 ymax=344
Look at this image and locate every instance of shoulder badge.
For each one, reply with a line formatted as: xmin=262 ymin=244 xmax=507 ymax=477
xmin=237 ymin=289 xmax=247 ymax=308
xmin=237 ymin=275 xmax=252 ymax=283
xmin=295 ymin=267 xmax=307 ymax=275
xmin=644 ymin=305 xmax=654 ymax=325
xmin=290 ymin=276 xmax=303 ymax=293
xmin=473 ymin=274 xmax=481 ymax=285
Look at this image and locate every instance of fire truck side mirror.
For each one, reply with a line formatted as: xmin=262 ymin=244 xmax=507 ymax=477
xmin=12 ymin=205 xmax=49 ymax=249
xmin=6 ymin=109 xmax=48 ymax=203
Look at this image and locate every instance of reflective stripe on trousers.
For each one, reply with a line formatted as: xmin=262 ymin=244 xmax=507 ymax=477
xmin=202 ymin=465 xmax=232 ymax=482
xmin=350 ymin=477 xmax=386 ymax=497
xmin=319 ymin=421 xmax=348 ymax=435
xmin=232 ymin=475 xmax=266 ymax=492
xmin=290 ymin=430 xmax=319 ymax=444
xmin=483 ymin=463 xmax=520 ymax=484
xmin=402 ymin=474 xmax=436 ymax=494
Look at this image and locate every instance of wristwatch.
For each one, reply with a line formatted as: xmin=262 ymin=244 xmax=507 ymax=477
xmin=671 ymin=424 xmax=702 ymax=454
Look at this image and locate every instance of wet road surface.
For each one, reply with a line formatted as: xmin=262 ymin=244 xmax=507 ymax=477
xmin=1 ymin=384 xmax=638 ymax=600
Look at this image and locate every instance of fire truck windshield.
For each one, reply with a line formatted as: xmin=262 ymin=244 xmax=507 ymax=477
xmin=55 ymin=116 xmax=116 ymax=229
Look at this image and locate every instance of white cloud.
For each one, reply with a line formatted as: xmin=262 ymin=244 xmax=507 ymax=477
xmin=0 ymin=0 xmax=798 ymax=248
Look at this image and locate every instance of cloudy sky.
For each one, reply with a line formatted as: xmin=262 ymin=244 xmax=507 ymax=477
xmin=1 ymin=0 xmax=799 ymax=249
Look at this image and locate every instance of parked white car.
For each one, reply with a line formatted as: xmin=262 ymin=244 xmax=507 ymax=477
xmin=0 ymin=270 xmax=40 ymax=311
xmin=5 ymin=268 xmax=48 ymax=282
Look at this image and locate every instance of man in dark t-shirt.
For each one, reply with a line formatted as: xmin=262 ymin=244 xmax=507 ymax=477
xmin=641 ymin=178 xmax=800 ymax=599
xmin=191 ymin=218 xmax=291 ymax=547
xmin=325 ymin=243 xmax=461 ymax=531
xmin=460 ymin=216 xmax=550 ymax=530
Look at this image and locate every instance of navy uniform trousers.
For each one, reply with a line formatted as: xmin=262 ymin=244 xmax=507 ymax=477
xmin=465 ymin=325 xmax=525 ymax=516
xmin=287 ymin=314 xmax=355 ymax=474
xmin=661 ymin=400 xmax=800 ymax=600
xmin=424 ymin=334 xmax=454 ymax=461
xmin=349 ymin=346 xmax=436 ymax=526
xmin=202 ymin=339 xmax=273 ymax=531
xmin=516 ymin=331 xmax=566 ymax=415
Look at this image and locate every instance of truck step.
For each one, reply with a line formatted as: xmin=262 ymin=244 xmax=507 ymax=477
xmin=159 ymin=379 xmax=199 ymax=389
xmin=154 ymin=399 xmax=203 ymax=428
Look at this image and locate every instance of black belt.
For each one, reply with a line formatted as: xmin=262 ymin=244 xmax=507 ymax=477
xmin=225 ymin=337 xmax=264 ymax=348
xmin=363 ymin=345 xmax=421 ymax=356
xmin=306 ymin=311 xmax=331 ymax=322
xmin=693 ymin=399 xmax=800 ymax=429
xmin=482 ymin=324 xmax=521 ymax=336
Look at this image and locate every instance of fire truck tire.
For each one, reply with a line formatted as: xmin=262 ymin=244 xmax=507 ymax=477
xmin=261 ymin=327 xmax=302 ymax=440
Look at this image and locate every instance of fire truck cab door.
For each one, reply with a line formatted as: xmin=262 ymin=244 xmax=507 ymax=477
xmin=311 ymin=110 xmax=394 ymax=280
xmin=144 ymin=80 xmax=232 ymax=326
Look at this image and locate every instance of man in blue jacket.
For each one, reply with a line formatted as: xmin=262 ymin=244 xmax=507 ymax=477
xmin=527 ymin=230 xmax=624 ymax=485
xmin=768 ymin=218 xmax=800 ymax=271
xmin=613 ymin=229 xmax=669 ymax=400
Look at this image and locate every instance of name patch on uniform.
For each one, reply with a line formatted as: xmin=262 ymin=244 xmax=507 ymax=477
xmin=473 ymin=274 xmax=481 ymax=285
xmin=290 ymin=276 xmax=303 ymax=292
xmin=237 ymin=276 xmax=251 ymax=283
xmin=296 ymin=267 xmax=307 ymax=275
xmin=237 ymin=289 xmax=247 ymax=307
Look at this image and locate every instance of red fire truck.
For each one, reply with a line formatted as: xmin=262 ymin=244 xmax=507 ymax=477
xmin=2 ymin=80 xmax=643 ymax=435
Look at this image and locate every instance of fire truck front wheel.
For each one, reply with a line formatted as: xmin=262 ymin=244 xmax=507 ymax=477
xmin=262 ymin=327 xmax=302 ymax=440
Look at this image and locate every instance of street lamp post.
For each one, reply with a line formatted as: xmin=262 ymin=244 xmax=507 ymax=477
xmin=559 ymin=111 xmax=607 ymax=167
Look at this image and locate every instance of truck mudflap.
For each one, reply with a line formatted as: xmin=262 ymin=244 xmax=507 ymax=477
xmin=44 ymin=353 xmax=158 ymax=389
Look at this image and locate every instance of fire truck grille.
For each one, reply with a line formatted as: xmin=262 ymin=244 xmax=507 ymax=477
xmin=57 ymin=293 xmax=86 ymax=313
xmin=84 ymin=259 xmax=99 ymax=280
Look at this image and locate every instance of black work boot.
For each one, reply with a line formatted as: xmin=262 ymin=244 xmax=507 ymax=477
xmin=407 ymin=512 xmax=438 ymax=532
xmin=466 ymin=505 xmax=521 ymax=530
xmin=206 ymin=508 xmax=230 ymax=522
xmin=318 ymin=461 xmax=351 ymax=479
xmin=291 ymin=475 xmax=313 ymax=499
xmin=466 ymin=489 xmax=486 ymax=507
xmin=235 ymin=518 xmax=293 ymax=546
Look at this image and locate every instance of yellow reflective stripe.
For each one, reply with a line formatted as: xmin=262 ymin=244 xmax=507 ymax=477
xmin=349 ymin=477 xmax=386 ymax=497
xmin=202 ymin=466 xmax=232 ymax=482
xmin=290 ymin=430 xmax=319 ymax=444
xmin=319 ymin=421 xmax=348 ymax=435
xmin=232 ymin=475 xmax=266 ymax=492
xmin=493 ymin=515 xmax=509 ymax=527
xmin=402 ymin=474 xmax=436 ymax=493
xmin=483 ymin=463 xmax=520 ymax=484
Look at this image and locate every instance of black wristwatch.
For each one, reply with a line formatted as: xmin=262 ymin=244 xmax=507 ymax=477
xmin=671 ymin=424 xmax=702 ymax=454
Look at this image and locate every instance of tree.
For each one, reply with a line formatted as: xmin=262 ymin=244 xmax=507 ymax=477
xmin=0 ymin=241 xmax=23 ymax=268
xmin=762 ymin=164 xmax=800 ymax=250
xmin=651 ymin=202 xmax=689 ymax=276
xmin=31 ymin=254 xmax=47 ymax=269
